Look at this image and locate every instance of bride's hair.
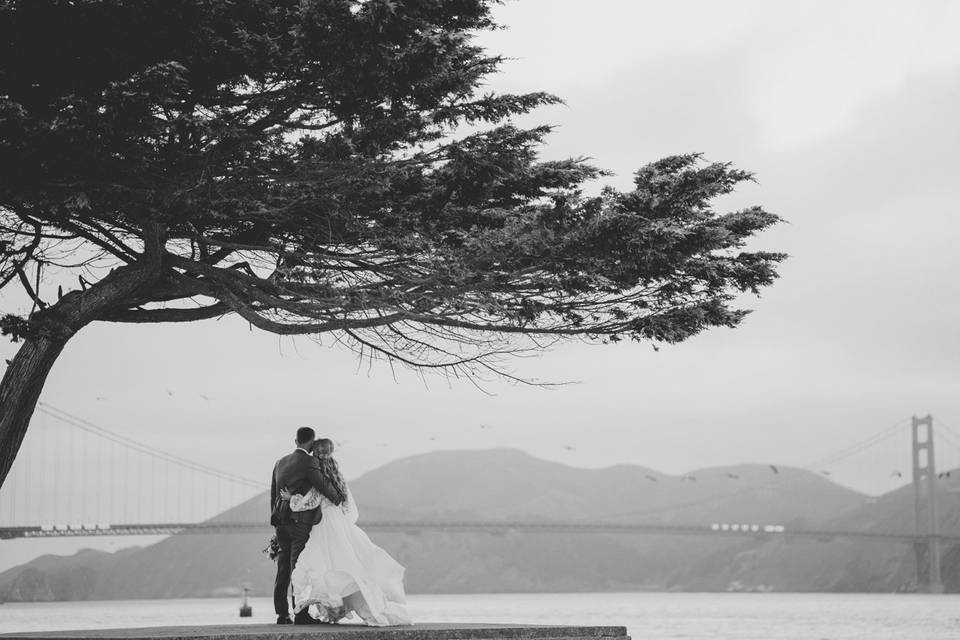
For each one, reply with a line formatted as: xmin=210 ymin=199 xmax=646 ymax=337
xmin=313 ymin=438 xmax=335 ymax=457
xmin=313 ymin=438 xmax=347 ymax=504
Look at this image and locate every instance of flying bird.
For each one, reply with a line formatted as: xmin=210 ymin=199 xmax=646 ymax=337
xmin=769 ymin=464 xmax=780 ymax=474
xmin=939 ymin=471 xmax=951 ymax=479
xmin=820 ymin=471 xmax=832 ymax=476
xmin=564 ymin=445 xmax=575 ymax=451
xmin=199 ymin=394 xmax=212 ymax=401
xmin=727 ymin=473 xmax=740 ymax=480
xmin=645 ymin=474 xmax=658 ymax=482
xmin=890 ymin=471 xmax=902 ymax=478
xmin=166 ymin=389 xmax=175 ymax=397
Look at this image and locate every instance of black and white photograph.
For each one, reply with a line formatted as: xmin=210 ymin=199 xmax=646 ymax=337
xmin=0 ymin=1 xmax=958 ymax=638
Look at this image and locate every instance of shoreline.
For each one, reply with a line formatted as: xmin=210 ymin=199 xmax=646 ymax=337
xmin=1 ymin=623 xmax=630 ymax=640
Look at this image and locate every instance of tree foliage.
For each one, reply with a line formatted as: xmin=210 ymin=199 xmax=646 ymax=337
xmin=0 ymin=0 xmax=784 ymax=390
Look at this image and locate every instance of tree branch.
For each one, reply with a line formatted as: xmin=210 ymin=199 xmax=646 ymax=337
xmin=101 ymin=302 xmax=231 ymax=324
xmin=219 ymin=290 xmax=406 ymax=334
xmin=14 ymin=261 xmax=46 ymax=310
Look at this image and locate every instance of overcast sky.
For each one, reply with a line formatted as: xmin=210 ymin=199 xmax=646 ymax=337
xmin=2 ymin=0 xmax=960 ymax=568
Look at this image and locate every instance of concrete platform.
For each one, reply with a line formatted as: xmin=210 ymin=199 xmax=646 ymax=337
xmin=0 ymin=623 xmax=630 ymax=640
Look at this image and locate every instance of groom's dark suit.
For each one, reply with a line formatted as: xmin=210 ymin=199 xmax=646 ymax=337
xmin=271 ymin=448 xmax=342 ymax=619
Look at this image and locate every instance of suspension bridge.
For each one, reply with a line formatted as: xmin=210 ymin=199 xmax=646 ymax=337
xmin=2 ymin=403 xmax=959 ymax=592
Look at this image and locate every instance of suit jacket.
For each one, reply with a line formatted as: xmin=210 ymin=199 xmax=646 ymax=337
xmin=271 ymin=449 xmax=342 ymax=525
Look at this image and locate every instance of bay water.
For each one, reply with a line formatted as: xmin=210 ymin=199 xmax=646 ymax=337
xmin=2 ymin=592 xmax=959 ymax=639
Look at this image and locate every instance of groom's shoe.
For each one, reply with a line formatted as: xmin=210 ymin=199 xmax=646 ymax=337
xmin=294 ymin=613 xmax=321 ymax=625
xmin=276 ymin=616 xmax=293 ymax=625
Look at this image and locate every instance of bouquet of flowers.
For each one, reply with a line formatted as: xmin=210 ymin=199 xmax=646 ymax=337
xmin=262 ymin=534 xmax=281 ymax=561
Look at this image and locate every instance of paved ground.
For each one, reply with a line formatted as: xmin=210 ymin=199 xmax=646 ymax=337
xmin=0 ymin=623 xmax=629 ymax=640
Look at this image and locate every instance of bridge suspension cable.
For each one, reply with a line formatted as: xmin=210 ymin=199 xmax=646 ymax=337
xmin=36 ymin=403 xmax=263 ymax=489
xmin=801 ymin=417 xmax=911 ymax=472
xmin=933 ymin=419 xmax=960 ymax=449
xmin=1 ymin=403 xmax=268 ymax=527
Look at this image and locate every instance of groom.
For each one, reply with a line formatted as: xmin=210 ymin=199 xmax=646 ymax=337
xmin=271 ymin=426 xmax=344 ymax=625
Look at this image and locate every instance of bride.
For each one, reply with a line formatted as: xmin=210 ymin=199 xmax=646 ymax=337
xmin=281 ymin=438 xmax=411 ymax=626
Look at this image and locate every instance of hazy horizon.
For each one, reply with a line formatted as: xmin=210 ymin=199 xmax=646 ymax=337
xmin=0 ymin=443 xmax=888 ymax=575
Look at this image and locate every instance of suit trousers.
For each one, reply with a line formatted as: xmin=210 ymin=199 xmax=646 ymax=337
xmin=273 ymin=519 xmax=314 ymax=617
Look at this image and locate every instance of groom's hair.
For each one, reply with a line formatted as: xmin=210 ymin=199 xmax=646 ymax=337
xmin=296 ymin=427 xmax=316 ymax=445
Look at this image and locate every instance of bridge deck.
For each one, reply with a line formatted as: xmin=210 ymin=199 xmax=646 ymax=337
xmin=0 ymin=623 xmax=629 ymax=640
xmin=3 ymin=521 xmax=957 ymax=544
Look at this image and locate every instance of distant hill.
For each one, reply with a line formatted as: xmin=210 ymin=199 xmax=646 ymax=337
xmin=671 ymin=466 xmax=960 ymax=592
xmin=0 ymin=547 xmax=143 ymax=601
xmin=0 ymin=448 xmax=879 ymax=600
xmin=350 ymin=449 xmax=865 ymax=525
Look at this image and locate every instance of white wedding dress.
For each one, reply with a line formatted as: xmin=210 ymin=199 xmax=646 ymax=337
xmin=289 ymin=485 xmax=411 ymax=626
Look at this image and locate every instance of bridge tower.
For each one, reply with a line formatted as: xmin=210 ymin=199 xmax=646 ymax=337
xmin=911 ymin=414 xmax=943 ymax=593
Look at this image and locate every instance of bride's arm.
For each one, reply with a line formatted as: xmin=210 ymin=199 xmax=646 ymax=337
xmin=285 ymin=487 xmax=322 ymax=512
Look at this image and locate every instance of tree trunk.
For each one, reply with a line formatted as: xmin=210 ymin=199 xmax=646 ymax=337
xmin=0 ymin=330 xmax=74 ymax=487
xmin=0 ymin=253 xmax=168 ymax=488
